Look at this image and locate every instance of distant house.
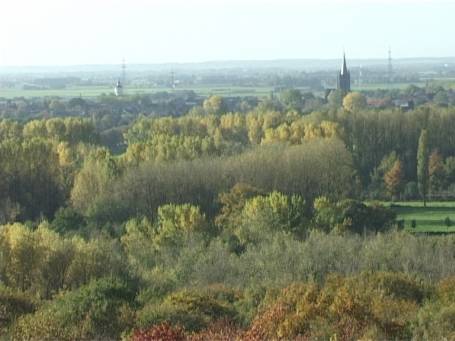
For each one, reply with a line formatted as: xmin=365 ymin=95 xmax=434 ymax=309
xmin=393 ymin=99 xmax=414 ymax=111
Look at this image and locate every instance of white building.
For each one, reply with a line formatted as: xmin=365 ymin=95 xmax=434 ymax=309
xmin=114 ymin=80 xmax=123 ymax=97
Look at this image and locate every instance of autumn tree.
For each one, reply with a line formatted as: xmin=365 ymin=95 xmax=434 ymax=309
xmin=342 ymin=92 xmax=367 ymax=112
xmin=428 ymin=149 xmax=445 ymax=194
xmin=417 ymin=129 xmax=429 ymax=207
xmin=215 ymin=183 xmax=263 ymax=229
xmin=384 ymin=159 xmax=404 ymax=199
xmin=203 ymin=96 xmax=226 ymax=116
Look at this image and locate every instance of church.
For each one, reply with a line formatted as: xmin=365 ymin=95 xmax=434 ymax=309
xmin=337 ymin=53 xmax=351 ymax=93
xmin=324 ymin=54 xmax=351 ymax=99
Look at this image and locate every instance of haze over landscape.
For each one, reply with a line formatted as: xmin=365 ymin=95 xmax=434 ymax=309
xmin=1 ymin=0 xmax=455 ymax=66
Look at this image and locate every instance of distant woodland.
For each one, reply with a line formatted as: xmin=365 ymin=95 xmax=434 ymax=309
xmin=0 ymin=87 xmax=454 ymax=339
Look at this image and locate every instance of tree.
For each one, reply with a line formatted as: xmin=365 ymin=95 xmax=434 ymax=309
xmin=342 ymin=92 xmax=367 ymax=112
xmin=433 ymin=90 xmax=449 ymax=107
xmin=203 ymin=96 xmax=226 ymax=116
xmin=428 ymin=149 xmax=445 ymax=194
xmin=70 ymin=149 xmax=118 ymax=217
xmin=370 ymin=151 xmax=399 ymax=198
xmin=384 ymin=159 xmax=404 ymax=199
xmin=280 ymin=89 xmax=303 ymax=112
xmin=444 ymin=156 xmax=455 ymax=185
xmin=51 ymin=207 xmax=86 ymax=234
xmin=12 ymin=278 xmax=135 ymax=340
xmin=153 ymin=204 xmax=209 ymax=249
xmin=0 ymin=286 xmax=35 ymax=334
xmin=237 ymin=192 xmax=308 ymax=243
xmin=417 ymin=129 xmax=429 ymax=207
xmin=327 ymin=89 xmax=344 ymax=109
xmin=215 ymin=183 xmax=263 ymax=229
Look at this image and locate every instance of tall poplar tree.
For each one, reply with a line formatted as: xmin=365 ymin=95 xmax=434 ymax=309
xmin=417 ymin=129 xmax=429 ymax=207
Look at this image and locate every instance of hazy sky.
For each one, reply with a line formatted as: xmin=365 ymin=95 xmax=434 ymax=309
xmin=1 ymin=0 xmax=454 ymax=66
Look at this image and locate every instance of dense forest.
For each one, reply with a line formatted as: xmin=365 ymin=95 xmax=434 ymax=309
xmin=0 ymin=89 xmax=455 ymax=339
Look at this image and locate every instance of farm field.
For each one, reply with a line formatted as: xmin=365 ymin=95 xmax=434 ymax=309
xmin=383 ymin=201 xmax=455 ymax=233
xmin=0 ymin=79 xmax=452 ymax=99
xmin=0 ymin=85 xmax=277 ymax=99
xmin=352 ymin=82 xmax=426 ymax=91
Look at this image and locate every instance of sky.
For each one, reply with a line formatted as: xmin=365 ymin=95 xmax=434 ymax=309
xmin=0 ymin=0 xmax=454 ymax=66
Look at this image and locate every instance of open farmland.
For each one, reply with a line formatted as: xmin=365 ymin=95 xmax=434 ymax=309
xmin=385 ymin=201 xmax=455 ymax=233
xmin=0 ymin=85 xmax=278 ymax=99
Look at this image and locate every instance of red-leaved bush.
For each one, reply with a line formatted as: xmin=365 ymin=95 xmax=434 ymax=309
xmin=131 ymin=322 xmax=185 ymax=341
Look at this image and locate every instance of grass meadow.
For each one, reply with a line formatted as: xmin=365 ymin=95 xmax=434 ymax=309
xmin=383 ymin=201 xmax=455 ymax=233
xmin=0 ymin=85 xmax=277 ymax=99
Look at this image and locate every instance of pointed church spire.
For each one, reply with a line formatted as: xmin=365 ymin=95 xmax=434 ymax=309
xmin=341 ymin=53 xmax=348 ymax=76
xmin=337 ymin=52 xmax=351 ymax=93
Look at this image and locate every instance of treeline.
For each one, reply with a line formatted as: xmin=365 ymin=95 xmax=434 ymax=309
xmin=73 ymin=140 xmax=353 ymax=225
xmin=3 ymin=103 xmax=455 ymax=222
xmin=0 ymin=118 xmax=98 ymax=222
xmin=124 ymin=104 xmax=455 ymax=200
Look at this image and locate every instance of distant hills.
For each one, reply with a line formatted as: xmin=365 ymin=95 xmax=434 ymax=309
xmin=1 ymin=57 xmax=454 ymax=75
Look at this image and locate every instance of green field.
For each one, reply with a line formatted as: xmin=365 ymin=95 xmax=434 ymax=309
xmin=1 ymin=77 xmax=453 ymax=99
xmin=383 ymin=201 xmax=455 ymax=233
xmin=0 ymin=85 xmax=277 ymax=99
xmin=353 ymin=82 xmax=426 ymax=91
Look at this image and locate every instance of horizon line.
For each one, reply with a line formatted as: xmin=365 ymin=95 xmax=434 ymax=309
xmin=1 ymin=55 xmax=454 ymax=69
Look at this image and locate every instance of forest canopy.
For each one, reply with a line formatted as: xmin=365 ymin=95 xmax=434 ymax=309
xmin=0 ymin=95 xmax=454 ymax=339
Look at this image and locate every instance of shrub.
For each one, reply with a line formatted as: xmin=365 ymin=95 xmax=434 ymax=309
xmin=312 ymin=198 xmax=396 ymax=234
xmin=413 ymin=277 xmax=455 ymax=339
xmin=136 ymin=288 xmax=239 ymax=332
xmin=131 ymin=322 xmax=185 ymax=341
xmin=188 ymin=319 xmax=242 ymax=341
xmin=0 ymin=286 xmax=35 ymax=334
xmin=244 ymin=272 xmax=423 ymax=340
xmin=51 ymin=207 xmax=86 ymax=233
xmin=12 ymin=278 xmax=135 ymax=340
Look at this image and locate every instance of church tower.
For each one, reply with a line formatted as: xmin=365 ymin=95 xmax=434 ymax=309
xmin=337 ymin=53 xmax=351 ymax=93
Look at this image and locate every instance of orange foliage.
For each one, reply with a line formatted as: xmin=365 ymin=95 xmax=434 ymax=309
xmin=131 ymin=322 xmax=185 ymax=341
xmin=188 ymin=319 xmax=242 ymax=341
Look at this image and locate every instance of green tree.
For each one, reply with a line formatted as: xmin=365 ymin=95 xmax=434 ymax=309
xmin=237 ymin=192 xmax=307 ymax=243
xmin=327 ymin=89 xmax=344 ymax=109
xmin=12 ymin=278 xmax=135 ymax=341
xmin=154 ymin=204 xmax=209 ymax=249
xmin=280 ymin=88 xmax=303 ymax=112
xmin=121 ymin=217 xmax=156 ymax=275
xmin=417 ymin=129 xmax=429 ymax=207
xmin=51 ymin=207 xmax=86 ymax=234
xmin=433 ymin=90 xmax=449 ymax=107
xmin=444 ymin=156 xmax=455 ymax=185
